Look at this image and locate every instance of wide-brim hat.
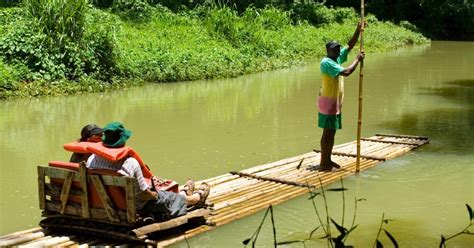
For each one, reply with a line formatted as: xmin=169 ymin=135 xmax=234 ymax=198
xmin=102 ymin=122 xmax=132 ymax=148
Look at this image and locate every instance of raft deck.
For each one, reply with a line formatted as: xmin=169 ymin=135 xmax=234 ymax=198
xmin=0 ymin=134 xmax=428 ymax=247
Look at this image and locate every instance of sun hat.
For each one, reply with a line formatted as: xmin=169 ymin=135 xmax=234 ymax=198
xmin=80 ymin=124 xmax=103 ymax=142
xmin=102 ymin=122 xmax=132 ymax=148
xmin=326 ymin=40 xmax=341 ymax=49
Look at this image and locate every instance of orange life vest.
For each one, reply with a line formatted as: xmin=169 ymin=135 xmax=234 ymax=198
xmin=63 ymin=141 xmax=97 ymax=154
xmin=63 ymin=141 xmax=153 ymax=179
xmin=86 ymin=142 xmax=153 ymax=179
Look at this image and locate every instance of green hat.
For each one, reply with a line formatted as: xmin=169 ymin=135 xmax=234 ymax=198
xmin=102 ymin=122 xmax=132 ymax=148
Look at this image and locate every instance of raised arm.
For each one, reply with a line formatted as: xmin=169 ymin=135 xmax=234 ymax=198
xmin=347 ymin=22 xmax=363 ymax=52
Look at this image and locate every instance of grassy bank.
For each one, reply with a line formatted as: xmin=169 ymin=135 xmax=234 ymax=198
xmin=0 ymin=3 xmax=429 ymax=100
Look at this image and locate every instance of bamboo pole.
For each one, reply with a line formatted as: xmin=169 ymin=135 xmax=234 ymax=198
xmin=356 ymin=0 xmax=366 ymax=173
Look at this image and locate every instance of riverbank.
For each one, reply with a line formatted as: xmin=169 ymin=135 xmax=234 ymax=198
xmin=0 ymin=4 xmax=429 ymax=100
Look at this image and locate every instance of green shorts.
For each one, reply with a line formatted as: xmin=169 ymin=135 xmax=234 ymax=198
xmin=318 ymin=112 xmax=342 ymax=129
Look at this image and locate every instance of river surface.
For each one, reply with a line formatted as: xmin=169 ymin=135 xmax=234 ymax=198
xmin=0 ymin=41 xmax=473 ymax=247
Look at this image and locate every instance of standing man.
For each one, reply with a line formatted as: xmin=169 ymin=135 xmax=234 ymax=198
xmin=317 ymin=23 xmax=365 ymax=171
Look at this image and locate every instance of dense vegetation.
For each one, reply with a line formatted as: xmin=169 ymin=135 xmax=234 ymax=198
xmin=325 ymin=0 xmax=473 ymax=40
xmin=0 ymin=0 xmax=429 ymax=99
xmin=86 ymin=0 xmax=473 ymax=39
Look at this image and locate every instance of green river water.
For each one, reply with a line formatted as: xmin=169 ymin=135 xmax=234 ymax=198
xmin=0 ymin=41 xmax=473 ymax=247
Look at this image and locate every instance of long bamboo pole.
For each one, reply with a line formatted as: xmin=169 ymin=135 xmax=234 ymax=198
xmin=356 ymin=0 xmax=365 ymax=173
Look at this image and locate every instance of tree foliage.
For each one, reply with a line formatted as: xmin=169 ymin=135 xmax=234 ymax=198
xmin=325 ymin=0 xmax=474 ymax=40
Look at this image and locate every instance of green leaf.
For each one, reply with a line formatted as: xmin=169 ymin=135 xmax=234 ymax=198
xmin=383 ymin=219 xmax=395 ymax=224
xmin=308 ymin=192 xmax=320 ymax=199
xmin=376 ymin=240 xmax=384 ymax=248
xmin=384 ymin=230 xmax=399 ymax=248
xmin=347 ymin=225 xmax=358 ymax=235
xmin=327 ymin=187 xmax=348 ymax=192
xmin=439 ymin=235 xmax=446 ymax=248
xmin=319 ymin=234 xmax=330 ymax=239
xmin=331 ymin=218 xmax=347 ymax=235
xmin=242 ymin=238 xmax=251 ymax=245
xmin=466 ymin=204 xmax=473 ymax=220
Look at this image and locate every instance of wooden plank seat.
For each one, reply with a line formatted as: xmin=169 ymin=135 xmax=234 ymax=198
xmin=37 ymin=161 xmax=211 ymax=242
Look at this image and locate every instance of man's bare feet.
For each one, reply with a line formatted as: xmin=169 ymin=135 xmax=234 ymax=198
xmin=331 ymin=161 xmax=341 ymax=169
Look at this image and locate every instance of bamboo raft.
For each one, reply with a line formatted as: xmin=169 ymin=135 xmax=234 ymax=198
xmin=0 ymin=134 xmax=428 ymax=247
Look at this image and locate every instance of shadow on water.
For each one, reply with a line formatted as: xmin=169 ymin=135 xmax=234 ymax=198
xmin=380 ymin=79 xmax=474 ymax=154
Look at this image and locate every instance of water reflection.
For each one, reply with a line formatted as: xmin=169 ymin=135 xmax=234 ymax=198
xmin=380 ymin=79 xmax=474 ymax=154
xmin=1 ymin=42 xmax=473 ymax=247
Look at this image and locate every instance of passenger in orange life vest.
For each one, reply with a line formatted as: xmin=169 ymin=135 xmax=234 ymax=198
xmin=69 ymin=124 xmax=103 ymax=163
xmin=86 ymin=122 xmax=210 ymax=219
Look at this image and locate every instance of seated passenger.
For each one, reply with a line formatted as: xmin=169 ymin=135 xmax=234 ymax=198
xmin=86 ymin=121 xmax=210 ymax=219
xmin=69 ymin=124 xmax=103 ymax=163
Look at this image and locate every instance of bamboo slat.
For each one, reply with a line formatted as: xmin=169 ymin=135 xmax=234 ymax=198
xmin=362 ymin=138 xmax=419 ymax=146
xmin=376 ymin=133 xmax=429 ymax=140
xmin=131 ymin=209 xmax=210 ymax=237
xmin=0 ymin=227 xmax=43 ymax=241
xmin=0 ymin=232 xmax=45 ymax=246
xmin=313 ymin=149 xmax=386 ymax=161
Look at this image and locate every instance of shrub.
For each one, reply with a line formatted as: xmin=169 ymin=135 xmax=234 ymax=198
xmin=0 ymin=0 xmax=20 ymax=7
xmin=290 ymin=3 xmax=357 ymax=26
xmin=0 ymin=1 xmax=119 ymax=81
xmin=112 ymin=0 xmax=153 ymax=22
xmin=399 ymin=20 xmax=419 ymax=33
xmin=91 ymin=0 xmax=114 ymax=8
xmin=252 ymin=6 xmax=291 ymax=31
xmin=0 ymin=59 xmax=18 ymax=88
xmin=203 ymin=6 xmax=242 ymax=46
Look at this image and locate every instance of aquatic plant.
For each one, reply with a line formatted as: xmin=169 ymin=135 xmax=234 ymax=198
xmin=439 ymin=204 xmax=474 ymax=247
xmin=242 ymin=178 xmax=400 ymax=247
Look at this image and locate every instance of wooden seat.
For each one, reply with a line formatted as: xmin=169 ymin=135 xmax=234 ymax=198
xmin=38 ymin=161 xmax=212 ymax=242
xmin=39 ymin=161 xmax=138 ymax=224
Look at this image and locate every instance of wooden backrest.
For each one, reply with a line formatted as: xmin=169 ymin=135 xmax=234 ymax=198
xmin=47 ymin=161 xmax=129 ymax=210
xmin=38 ymin=162 xmax=137 ymax=224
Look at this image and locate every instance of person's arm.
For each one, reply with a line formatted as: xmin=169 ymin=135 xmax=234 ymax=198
xmin=347 ymin=22 xmax=363 ymax=52
xmin=340 ymin=52 xmax=364 ymax=76
xmin=125 ymin=157 xmax=158 ymax=200
xmin=139 ymin=189 xmax=158 ymax=200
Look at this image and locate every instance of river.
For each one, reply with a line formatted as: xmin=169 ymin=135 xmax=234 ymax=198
xmin=0 ymin=41 xmax=473 ymax=247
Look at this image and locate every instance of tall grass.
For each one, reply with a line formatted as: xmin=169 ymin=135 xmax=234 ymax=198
xmin=22 ymin=0 xmax=88 ymax=46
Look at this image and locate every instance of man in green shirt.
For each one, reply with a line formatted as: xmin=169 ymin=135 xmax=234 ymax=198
xmin=317 ymin=22 xmax=365 ymax=171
